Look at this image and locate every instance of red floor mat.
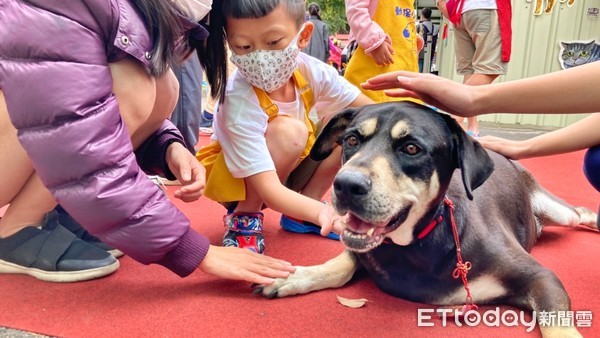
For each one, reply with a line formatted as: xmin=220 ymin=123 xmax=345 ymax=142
xmin=0 ymin=148 xmax=598 ymax=338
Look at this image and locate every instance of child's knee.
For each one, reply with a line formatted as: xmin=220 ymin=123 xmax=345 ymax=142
xmin=266 ymin=117 xmax=309 ymax=156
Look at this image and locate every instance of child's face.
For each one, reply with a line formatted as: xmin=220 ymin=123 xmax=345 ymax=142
xmin=226 ymin=3 xmax=307 ymax=56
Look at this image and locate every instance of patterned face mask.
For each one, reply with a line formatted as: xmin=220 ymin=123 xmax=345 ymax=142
xmin=230 ymin=26 xmax=304 ymax=93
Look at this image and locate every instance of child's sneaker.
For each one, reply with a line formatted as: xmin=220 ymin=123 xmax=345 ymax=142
xmin=199 ymin=110 xmax=213 ymax=135
xmin=222 ymin=212 xmax=265 ymax=254
xmin=280 ymin=214 xmax=340 ymax=240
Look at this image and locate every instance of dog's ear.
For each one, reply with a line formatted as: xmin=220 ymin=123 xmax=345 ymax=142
xmin=440 ymin=113 xmax=494 ymax=200
xmin=310 ymin=107 xmax=360 ymax=161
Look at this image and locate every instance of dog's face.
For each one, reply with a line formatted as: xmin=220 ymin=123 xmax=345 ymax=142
xmin=311 ymin=102 xmax=493 ymax=252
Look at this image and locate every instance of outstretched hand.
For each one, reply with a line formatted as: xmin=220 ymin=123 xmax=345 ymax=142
xmin=478 ymin=136 xmax=529 ymax=160
xmin=362 ymin=71 xmax=480 ymax=117
xmin=199 ymin=245 xmax=296 ymax=285
xmin=166 ymin=142 xmax=206 ymax=202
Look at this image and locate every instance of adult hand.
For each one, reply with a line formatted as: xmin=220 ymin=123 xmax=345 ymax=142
xmin=317 ymin=204 xmax=345 ymax=237
xmin=437 ymin=0 xmax=450 ymax=20
xmin=199 ymin=245 xmax=296 ymax=284
xmin=166 ymin=142 xmax=206 ymax=202
xmin=370 ymin=40 xmax=395 ymax=66
xmin=478 ymin=136 xmax=530 ymax=160
xmin=362 ymin=71 xmax=481 ymax=117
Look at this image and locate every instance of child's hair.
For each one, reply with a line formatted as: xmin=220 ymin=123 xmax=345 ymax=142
xmin=130 ymin=0 xmax=229 ymax=102
xmin=223 ymin=0 xmax=306 ymax=26
xmin=203 ymin=0 xmax=306 ymax=101
xmin=421 ymin=7 xmax=432 ymax=20
xmin=307 ymin=3 xmax=322 ymax=21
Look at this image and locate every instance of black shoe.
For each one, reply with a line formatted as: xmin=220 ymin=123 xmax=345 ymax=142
xmin=0 ymin=225 xmax=119 ymax=282
xmin=45 ymin=206 xmax=123 ymax=257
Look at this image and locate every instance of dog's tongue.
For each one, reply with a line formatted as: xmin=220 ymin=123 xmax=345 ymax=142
xmin=346 ymin=213 xmax=387 ymax=234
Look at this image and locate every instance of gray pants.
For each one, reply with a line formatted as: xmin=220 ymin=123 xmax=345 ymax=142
xmin=170 ymin=55 xmax=203 ymax=153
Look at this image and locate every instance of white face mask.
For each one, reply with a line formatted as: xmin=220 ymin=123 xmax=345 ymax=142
xmin=230 ymin=27 xmax=304 ymax=93
xmin=172 ymin=0 xmax=212 ymax=22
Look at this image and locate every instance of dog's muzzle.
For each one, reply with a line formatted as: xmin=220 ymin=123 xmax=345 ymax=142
xmin=333 ymin=170 xmax=411 ymax=252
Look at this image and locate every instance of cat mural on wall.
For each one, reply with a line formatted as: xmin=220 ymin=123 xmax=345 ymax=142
xmin=559 ymin=39 xmax=600 ymax=69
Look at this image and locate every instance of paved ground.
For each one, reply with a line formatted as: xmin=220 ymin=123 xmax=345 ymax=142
xmin=0 ymin=122 xmax=547 ymax=338
xmin=0 ymin=328 xmax=48 ymax=338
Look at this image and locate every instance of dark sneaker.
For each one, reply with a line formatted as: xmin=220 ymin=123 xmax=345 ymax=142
xmin=0 ymin=225 xmax=119 ymax=282
xmin=222 ymin=212 xmax=265 ymax=254
xmin=45 ymin=206 xmax=123 ymax=258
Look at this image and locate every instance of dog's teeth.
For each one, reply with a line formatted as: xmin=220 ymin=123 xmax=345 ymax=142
xmin=366 ymin=227 xmax=376 ymax=237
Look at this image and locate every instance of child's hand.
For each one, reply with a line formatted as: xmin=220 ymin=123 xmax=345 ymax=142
xmin=166 ymin=142 xmax=206 ymax=202
xmin=317 ymin=204 xmax=345 ymax=237
xmin=370 ymin=40 xmax=394 ymax=66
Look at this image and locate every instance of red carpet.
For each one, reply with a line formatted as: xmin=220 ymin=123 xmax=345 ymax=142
xmin=1 ymin=137 xmax=598 ymax=338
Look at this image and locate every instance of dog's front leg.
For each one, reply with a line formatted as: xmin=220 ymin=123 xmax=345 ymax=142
xmin=539 ymin=326 xmax=582 ymax=338
xmin=257 ymin=251 xmax=358 ymax=298
xmin=516 ymin=268 xmax=583 ymax=338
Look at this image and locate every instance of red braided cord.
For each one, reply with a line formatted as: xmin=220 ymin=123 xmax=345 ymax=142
xmin=445 ymin=197 xmax=477 ymax=309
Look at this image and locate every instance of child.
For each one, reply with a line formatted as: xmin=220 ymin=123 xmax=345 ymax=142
xmin=344 ymin=0 xmax=422 ymax=102
xmin=197 ymin=0 xmax=373 ymax=253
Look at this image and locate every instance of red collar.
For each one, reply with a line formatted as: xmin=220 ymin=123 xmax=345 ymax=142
xmin=416 ymin=213 xmax=444 ymax=240
xmin=416 ymin=198 xmax=449 ymax=240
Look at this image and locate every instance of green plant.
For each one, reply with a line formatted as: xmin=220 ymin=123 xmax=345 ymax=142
xmin=317 ymin=0 xmax=349 ymax=34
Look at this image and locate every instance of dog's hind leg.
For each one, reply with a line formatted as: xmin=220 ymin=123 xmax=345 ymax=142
xmin=514 ymin=163 xmax=597 ymax=232
xmin=256 ymin=251 xmax=358 ymax=298
xmin=530 ymin=187 xmax=598 ymax=233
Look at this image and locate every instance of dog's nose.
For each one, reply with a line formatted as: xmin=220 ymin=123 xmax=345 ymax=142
xmin=333 ymin=170 xmax=371 ymax=198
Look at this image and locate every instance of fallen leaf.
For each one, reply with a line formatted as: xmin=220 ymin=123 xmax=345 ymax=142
xmin=337 ymin=295 xmax=369 ymax=308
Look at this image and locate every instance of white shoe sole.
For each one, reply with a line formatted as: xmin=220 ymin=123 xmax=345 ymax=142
xmin=0 ymin=259 xmax=120 ymax=282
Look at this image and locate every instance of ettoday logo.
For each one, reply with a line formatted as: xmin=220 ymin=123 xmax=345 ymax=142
xmin=417 ymin=308 xmax=593 ymax=332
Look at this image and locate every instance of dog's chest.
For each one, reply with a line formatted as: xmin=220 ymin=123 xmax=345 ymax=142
xmin=356 ymin=244 xmax=463 ymax=303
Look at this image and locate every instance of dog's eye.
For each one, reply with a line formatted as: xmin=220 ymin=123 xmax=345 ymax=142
xmin=344 ymin=135 xmax=360 ymax=148
xmin=402 ymin=143 xmax=421 ymax=155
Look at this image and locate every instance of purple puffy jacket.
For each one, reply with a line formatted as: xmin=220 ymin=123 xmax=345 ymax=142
xmin=0 ymin=0 xmax=210 ymax=277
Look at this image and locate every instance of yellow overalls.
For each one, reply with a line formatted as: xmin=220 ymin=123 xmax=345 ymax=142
xmin=197 ymin=70 xmax=316 ymax=202
xmin=344 ymin=0 xmax=419 ymax=103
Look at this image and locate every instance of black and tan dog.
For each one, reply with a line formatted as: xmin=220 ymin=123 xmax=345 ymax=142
xmin=258 ymin=102 xmax=598 ymax=338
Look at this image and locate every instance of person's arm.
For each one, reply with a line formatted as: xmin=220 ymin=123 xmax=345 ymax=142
xmin=345 ymin=0 xmax=389 ymax=54
xmin=363 ymin=62 xmax=600 ymax=117
xmin=244 ymin=171 xmax=344 ymax=235
xmin=475 ymin=62 xmax=600 ymax=115
xmin=348 ymin=93 xmax=375 ymax=107
xmin=480 ymin=113 xmax=600 ymax=159
xmin=436 ymin=0 xmax=450 ymax=20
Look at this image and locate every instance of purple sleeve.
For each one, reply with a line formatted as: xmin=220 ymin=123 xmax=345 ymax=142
xmin=0 ymin=0 xmax=209 ymax=277
xmin=135 ymin=120 xmax=186 ymax=180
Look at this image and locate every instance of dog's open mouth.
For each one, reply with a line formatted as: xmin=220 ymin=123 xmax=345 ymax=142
xmin=341 ymin=205 xmax=411 ymax=253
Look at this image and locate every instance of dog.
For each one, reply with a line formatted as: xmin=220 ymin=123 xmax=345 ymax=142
xmin=257 ymin=102 xmax=598 ymax=338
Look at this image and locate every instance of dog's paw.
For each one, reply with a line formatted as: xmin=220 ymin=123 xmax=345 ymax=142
xmin=540 ymin=326 xmax=582 ymax=338
xmin=575 ymin=206 xmax=598 ymax=229
xmin=254 ymin=266 xmax=319 ymax=298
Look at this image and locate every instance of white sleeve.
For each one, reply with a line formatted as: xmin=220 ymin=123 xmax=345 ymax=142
xmin=172 ymin=0 xmax=212 ymax=22
xmin=299 ymin=55 xmax=361 ymax=119
xmin=213 ymin=77 xmax=275 ymax=178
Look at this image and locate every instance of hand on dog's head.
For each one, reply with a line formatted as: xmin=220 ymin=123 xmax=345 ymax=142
xmin=311 ymin=102 xmax=494 ymax=200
